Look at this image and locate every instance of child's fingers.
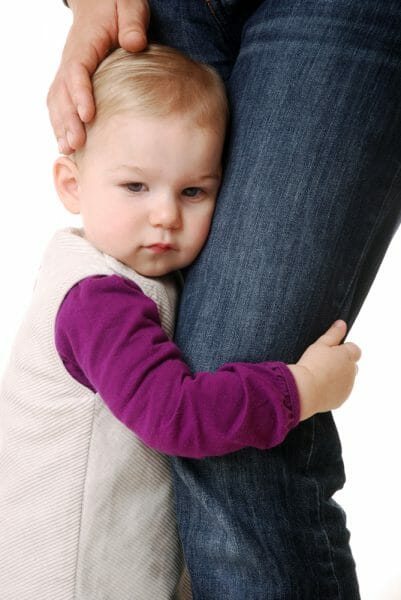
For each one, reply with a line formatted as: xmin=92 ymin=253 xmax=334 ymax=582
xmin=315 ymin=320 xmax=347 ymax=347
xmin=343 ymin=342 xmax=362 ymax=362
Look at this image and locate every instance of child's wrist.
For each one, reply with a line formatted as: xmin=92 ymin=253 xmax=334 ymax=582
xmin=286 ymin=364 xmax=318 ymax=422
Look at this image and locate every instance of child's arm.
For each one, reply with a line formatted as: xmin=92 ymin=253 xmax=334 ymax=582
xmin=55 ymin=275 xmax=360 ymax=458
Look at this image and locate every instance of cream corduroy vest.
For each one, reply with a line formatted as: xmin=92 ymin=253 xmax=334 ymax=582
xmin=0 ymin=228 xmax=191 ymax=600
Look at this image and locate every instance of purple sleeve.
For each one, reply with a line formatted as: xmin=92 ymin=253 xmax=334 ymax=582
xmin=55 ymin=275 xmax=300 ymax=458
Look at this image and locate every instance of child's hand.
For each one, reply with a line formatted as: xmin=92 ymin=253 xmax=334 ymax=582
xmin=287 ymin=320 xmax=361 ymax=421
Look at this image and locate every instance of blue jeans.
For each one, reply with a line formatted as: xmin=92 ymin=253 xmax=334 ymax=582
xmin=149 ymin=1 xmax=401 ymax=598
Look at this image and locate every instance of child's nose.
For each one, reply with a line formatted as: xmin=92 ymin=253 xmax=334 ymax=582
xmin=149 ymin=196 xmax=182 ymax=229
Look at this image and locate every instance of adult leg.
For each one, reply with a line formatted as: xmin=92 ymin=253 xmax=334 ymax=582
xmin=150 ymin=1 xmax=401 ymax=598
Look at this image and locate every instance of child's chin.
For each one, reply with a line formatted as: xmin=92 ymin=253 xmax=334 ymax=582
xmin=135 ymin=264 xmax=173 ymax=278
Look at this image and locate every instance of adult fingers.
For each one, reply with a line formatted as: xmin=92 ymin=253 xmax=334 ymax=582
xmin=63 ymin=60 xmax=96 ymax=124
xmin=60 ymin=25 xmax=115 ymax=116
xmin=48 ymin=65 xmax=91 ymax=154
xmin=48 ymin=26 xmax=113 ymax=153
xmin=47 ymin=77 xmax=86 ymax=154
xmin=118 ymin=0 xmax=149 ymax=51
xmin=48 ymin=1 xmax=119 ymax=152
xmin=49 ymin=0 xmax=150 ymax=152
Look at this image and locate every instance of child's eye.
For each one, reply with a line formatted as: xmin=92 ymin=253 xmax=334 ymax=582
xmin=182 ymin=187 xmax=203 ymax=198
xmin=126 ymin=182 xmax=145 ymax=192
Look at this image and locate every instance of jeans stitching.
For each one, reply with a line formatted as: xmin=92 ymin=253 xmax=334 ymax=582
xmin=305 ymin=415 xmax=315 ymax=471
xmin=337 ymin=163 xmax=401 ymax=321
xmin=305 ymin=417 xmax=343 ymax=598
xmin=315 ymin=477 xmax=342 ymax=598
xmin=203 ymin=0 xmax=232 ymax=42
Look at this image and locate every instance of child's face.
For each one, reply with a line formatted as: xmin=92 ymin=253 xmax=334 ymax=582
xmin=70 ymin=112 xmax=223 ymax=277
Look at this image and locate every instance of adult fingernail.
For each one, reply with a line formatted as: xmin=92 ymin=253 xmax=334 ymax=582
xmin=124 ymin=30 xmax=146 ymax=47
xmin=66 ymin=131 xmax=74 ymax=149
xmin=334 ymin=320 xmax=344 ymax=327
xmin=77 ymin=104 xmax=86 ymax=121
xmin=58 ymin=138 xmax=67 ymax=154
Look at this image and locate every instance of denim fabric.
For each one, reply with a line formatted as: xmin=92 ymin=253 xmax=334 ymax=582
xmin=149 ymin=1 xmax=401 ymax=598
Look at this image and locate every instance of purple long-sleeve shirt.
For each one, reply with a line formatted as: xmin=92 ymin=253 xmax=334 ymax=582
xmin=55 ymin=274 xmax=300 ymax=458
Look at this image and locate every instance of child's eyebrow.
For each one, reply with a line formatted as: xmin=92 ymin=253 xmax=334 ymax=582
xmin=108 ymin=165 xmax=221 ymax=181
xmin=108 ymin=164 xmax=146 ymax=174
xmin=198 ymin=174 xmax=221 ymax=181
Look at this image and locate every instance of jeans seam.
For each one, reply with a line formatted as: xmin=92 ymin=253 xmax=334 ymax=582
xmin=203 ymin=0 xmax=232 ymax=43
xmin=315 ymin=478 xmax=342 ymax=599
xmin=305 ymin=417 xmax=342 ymax=598
xmin=337 ymin=162 xmax=401 ymax=319
xmin=305 ymin=415 xmax=316 ymax=471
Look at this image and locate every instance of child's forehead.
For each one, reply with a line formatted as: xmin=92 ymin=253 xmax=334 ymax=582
xmin=79 ymin=110 xmax=224 ymax=172
xmin=87 ymin=110 xmax=223 ymax=148
xmin=95 ymin=109 xmax=215 ymax=129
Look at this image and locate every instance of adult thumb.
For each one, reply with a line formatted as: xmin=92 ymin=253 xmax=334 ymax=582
xmin=316 ymin=320 xmax=347 ymax=347
xmin=118 ymin=0 xmax=149 ymax=51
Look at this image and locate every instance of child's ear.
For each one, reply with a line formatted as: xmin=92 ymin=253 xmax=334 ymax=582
xmin=53 ymin=156 xmax=81 ymax=214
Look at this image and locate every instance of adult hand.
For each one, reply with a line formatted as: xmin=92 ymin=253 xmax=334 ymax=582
xmin=48 ymin=0 xmax=150 ymax=154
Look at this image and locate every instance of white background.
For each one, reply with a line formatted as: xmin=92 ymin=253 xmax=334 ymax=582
xmin=0 ymin=3 xmax=400 ymax=598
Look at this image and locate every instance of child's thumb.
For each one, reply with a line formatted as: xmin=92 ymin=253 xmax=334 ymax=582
xmin=316 ymin=320 xmax=347 ymax=347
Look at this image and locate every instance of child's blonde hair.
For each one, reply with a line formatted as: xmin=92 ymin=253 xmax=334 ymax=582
xmin=88 ymin=44 xmax=229 ymax=135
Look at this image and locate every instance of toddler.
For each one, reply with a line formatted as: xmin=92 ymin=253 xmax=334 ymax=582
xmin=0 ymin=45 xmax=360 ymax=600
